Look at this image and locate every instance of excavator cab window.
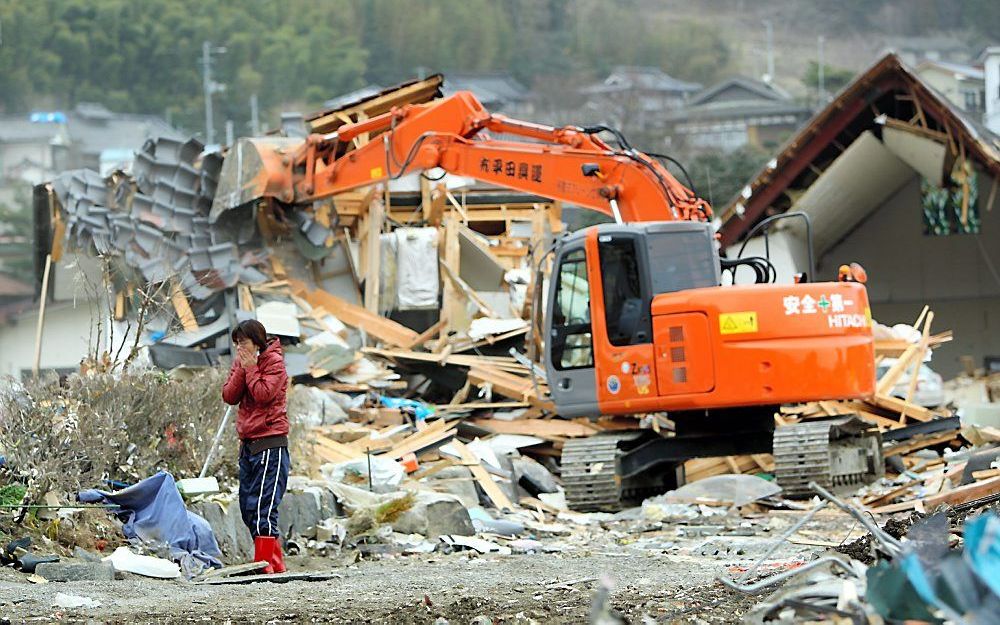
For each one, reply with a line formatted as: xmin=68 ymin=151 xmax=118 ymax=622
xmin=551 ymin=248 xmax=594 ymax=370
xmin=599 ymin=235 xmax=652 ymax=346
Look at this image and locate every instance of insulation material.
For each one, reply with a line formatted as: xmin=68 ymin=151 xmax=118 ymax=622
xmin=394 ymin=227 xmax=440 ymax=310
xmin=318 ymin=240 xmax=362 ymax=306
xmin=458 ymin=226 xmax=505 ymax=291
xmin=790 ymin=131 xmax=913 ymax=255
xmin=379 ymin=232 xmax=398 ymax=314
xmin=882 ymin=126 xmax=948 ymax=186
xmin=468 ymin=317 xmax=527 ymax=341
xmin=255 ymin=301 xmax=301 ymax=337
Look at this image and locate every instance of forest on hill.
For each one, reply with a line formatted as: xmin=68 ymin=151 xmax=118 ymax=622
xmin=3 ymin=0 xmax=997 ymax=134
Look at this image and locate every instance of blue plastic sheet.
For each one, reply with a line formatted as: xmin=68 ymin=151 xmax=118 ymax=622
xmin=378 ymin=395 xmax=434 ymax=421
xmin=79 ymin=471 xmax=222 ymax=569
xmin=965 ymin=512 xmax=1000 ymax=598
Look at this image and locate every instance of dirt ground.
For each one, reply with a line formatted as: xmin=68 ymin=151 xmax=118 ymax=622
xmin=0 ymin=508 xmax=864 ymax=624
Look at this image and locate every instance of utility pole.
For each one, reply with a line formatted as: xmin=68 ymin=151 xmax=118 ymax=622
xmin=818 ymin=36 xmax=826 ymax=103
xmin=762 ymin=19 xmax=775 ymax=84
xmin=201 ymin=41 xmax=226 ymax=145
xmin=249 ymin=94 xmax=260 ymax=136
xmin=225 ymin=120 xmax=235 ymax=147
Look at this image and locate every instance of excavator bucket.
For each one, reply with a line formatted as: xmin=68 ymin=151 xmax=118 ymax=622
xmin=210 ymin=137 xmax=303 ymax=222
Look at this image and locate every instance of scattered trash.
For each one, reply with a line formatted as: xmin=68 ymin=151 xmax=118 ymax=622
xmin=664 ymin=475 xmax=782 ymax=507
xmin=104 ymin=546 xmax=181 ymax=579
xmin=52 ymin=593 xmax=101 ymax=609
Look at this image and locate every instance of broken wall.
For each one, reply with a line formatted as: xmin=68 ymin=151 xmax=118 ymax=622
xmin=822 ymin=174 xmax=1000 ymax=377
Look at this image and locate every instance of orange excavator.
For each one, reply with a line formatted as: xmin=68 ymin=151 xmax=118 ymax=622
xmin=214 ymin=91 xmax=882 ymax=509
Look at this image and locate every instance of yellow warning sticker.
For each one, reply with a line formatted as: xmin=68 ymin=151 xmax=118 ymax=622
xmin=719 ymin=311 xmax=759 ymax=335
xmin=370 ymin=166 xmax=384 ymax=179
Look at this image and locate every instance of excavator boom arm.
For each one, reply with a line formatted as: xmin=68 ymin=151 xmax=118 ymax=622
xmin=223 ymin=92 xmax=711 ymax=224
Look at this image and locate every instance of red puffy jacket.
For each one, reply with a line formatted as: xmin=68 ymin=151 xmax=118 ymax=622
xmin=222 ymin=338 xmax=289 ymax=440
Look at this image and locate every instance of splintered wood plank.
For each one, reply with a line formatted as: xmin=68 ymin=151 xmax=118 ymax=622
xmin=469 ymin=417 xmax=599 ymax=439
xmin=870 ymin=475 xmax=1000 ymax=514
xmin=363 ymin=197 xmax=384 ymax=314
xmin=289 ymin=278 xmax=417 ymax=347
xmin=170 ymin=279 xmax=199 ymax=332
xmin=876 ymin=342 xmax=920 ymax=396
xmin=386 ymin=420 xmax=456 ymax=460
xmin=884 ymin=431 xmax=958 ymax=457
xmin=451 ymin=440 xmax=515 ymax=511
xmin=310 ymin=435 xmax=364 ymax=463
xmin=901 ymin=312 xmax=933 ymax=424
xmin=867 ymin=394 xmax=936 ymax=422
xmin=467 ymin=364 xmax=553 ymax=410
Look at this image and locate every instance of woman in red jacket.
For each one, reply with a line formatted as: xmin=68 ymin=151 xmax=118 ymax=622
xmin=222 ymin=319 xmax=290 ymax=574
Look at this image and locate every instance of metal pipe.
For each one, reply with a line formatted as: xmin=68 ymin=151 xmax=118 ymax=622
xmin=737 ymin=500 xmax=829 ymax=583
xmin=199 ymin=405 xmax=234 ymax=478
xmin=720 ymin=556 xmax=858 ymax=595
xmin=609 ymin=198 xmax=623 ymax=224
xmin=809 ymin=482 xmax=902 ymax=555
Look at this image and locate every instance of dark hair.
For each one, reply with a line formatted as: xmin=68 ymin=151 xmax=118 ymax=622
xmin=232 ymin=319 xmax=269 ymax=351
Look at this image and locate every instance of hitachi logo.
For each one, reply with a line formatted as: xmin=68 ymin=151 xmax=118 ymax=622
xmin=828 ymin=314 xmax=867 ymax=328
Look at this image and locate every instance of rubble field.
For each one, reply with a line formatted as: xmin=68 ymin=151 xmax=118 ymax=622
xmin=1 ymin=507 xmax=865 ymax=624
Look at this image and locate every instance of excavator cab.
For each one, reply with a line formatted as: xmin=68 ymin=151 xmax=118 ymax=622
xmin=545 ymin=221 xmax=719 ymax=418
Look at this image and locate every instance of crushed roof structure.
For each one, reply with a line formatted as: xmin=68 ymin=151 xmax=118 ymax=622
xmin=718 ymin=53 xmax=1000 ymax=249
xmin=306 ymin=75 xmax=444 ymax=135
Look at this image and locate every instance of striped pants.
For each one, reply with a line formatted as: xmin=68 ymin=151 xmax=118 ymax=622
xmin=238 ymin=444 xmax=290 ymax=538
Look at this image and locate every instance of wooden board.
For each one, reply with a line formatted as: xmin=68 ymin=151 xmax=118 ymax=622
xmin=451 ymin=440 xmax=515 ymax=511
xmin=467 ymin=364 xmax=553 ymax=410
xmin=470 ymin=417 xmax=600 ymax=439
xmin=290 ymin=278 xmax=418 ymax=347
xmin=310 ymin=435 xmax=364 ymax=463
xmin=870 ymin=475 xmax=1000 ymax=514
xmin=884 ymin=431 xmax=960 ymax=458
xmin=866 ymin=394 xmax=937 ymax=422
xmin=385 ymin=419 xmax=456 ymax=460
xmin=170 ymin=279 xmax=199 ymax=332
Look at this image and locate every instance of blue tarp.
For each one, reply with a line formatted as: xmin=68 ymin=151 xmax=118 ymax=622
xmin=79 ymin=471 xmax=222 ymax=570
xmin=378 ymin=395 xmax=434 ymax=421
xmin=965 ymin=512 xmax=1000 ymax=598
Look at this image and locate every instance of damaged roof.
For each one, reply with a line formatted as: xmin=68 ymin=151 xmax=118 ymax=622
xmin=718 ymin=53 xmax=1000 ymax=247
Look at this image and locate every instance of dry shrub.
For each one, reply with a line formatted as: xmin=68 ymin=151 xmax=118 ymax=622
xmin=0 ymin=369 xmax=235 ymax=500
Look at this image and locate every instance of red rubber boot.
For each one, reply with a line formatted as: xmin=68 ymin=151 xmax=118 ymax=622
xmin=253 ymin=536 xmax=277 ymax=574
xmin=269 ymin=538 xmax=286 ymax=574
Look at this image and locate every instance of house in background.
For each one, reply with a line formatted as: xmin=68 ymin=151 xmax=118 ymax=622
xmin=442 ymin=72 xmax=535 ymax=118
xmin=580 ymin=66 xmax=701 ymax=136
xmin=0 ymin=103 xmax=181 ymax=205
xmin=718 ymin=53 xmax=1000 ymax=378
xmin=881 ymin=35 xmax=974 ymax=67
xmin=665 ymin=77 xmax=812 ymax=153
xmin=916 ymin=60 xmax=986 ymax=115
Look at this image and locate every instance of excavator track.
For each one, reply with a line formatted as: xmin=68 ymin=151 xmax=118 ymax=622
xmin=773 ymin=416 xmax=883 ymax=498
xmin=561 ymin=433 xmax=642 ymax=512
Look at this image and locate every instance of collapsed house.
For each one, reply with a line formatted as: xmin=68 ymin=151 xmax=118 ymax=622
xmin=719 ymin=52 xmax=1000 ymax=380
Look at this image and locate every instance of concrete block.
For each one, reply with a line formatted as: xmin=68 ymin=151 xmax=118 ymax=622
xmin=392 ymin=495 xmax=474 ymax=539
xmin=35 ymin=561 xmax=115 ymax=582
